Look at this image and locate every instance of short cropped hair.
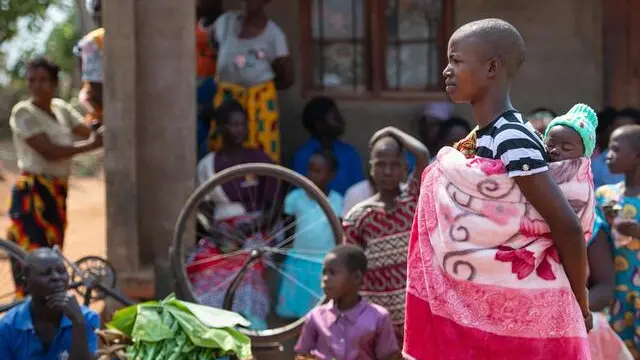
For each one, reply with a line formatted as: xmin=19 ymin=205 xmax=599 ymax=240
xmin=613 ymin=124 xmax=640 ymax=151
xmin=371 ymin=135 xmax=404 ymax=156
xmin=329 ymin=244 xmax=367 ymax=274
xmin=453 ymin=18 xmax=526 ymax=78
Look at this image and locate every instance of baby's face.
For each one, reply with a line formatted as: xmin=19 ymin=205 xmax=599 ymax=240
xmin=544 ymin=125 xmax=585 ymax=162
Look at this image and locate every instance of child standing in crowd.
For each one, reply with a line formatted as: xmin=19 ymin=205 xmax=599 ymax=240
xmin=592 ymin=108 xmax=640 ymax=188
xmin=276 ymin=150 xmax=344 ymax=319
xmin=544 ymin=104 xmax=634 ymax=360
xmin=293 ymin=97 xmax=364 ymax=196
xmin=295 ymin=245 xmax=400 ymax=360
xmin=343 ymin=126 xmax=430 ymax=343
xmin=405 ymin=19 xmax=591 ymax=359
xmin=592 ymin=124 xmax=640 ymax=357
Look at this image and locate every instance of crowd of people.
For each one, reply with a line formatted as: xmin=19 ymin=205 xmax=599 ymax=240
xmin=2 ymin=0 xmax=640 ymax=359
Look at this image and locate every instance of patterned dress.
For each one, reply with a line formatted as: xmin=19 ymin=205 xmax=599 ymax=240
xmin=342 ymin=177 xmax=419 ymax=342
xmin=593 ymin=182 xmax=640 ymax=358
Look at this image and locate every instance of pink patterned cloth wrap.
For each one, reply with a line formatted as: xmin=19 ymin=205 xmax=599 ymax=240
xmin=403 ymin=147 xmax=595 ymax=360
xmin=589 ymin=313 xmax=634 ymax=360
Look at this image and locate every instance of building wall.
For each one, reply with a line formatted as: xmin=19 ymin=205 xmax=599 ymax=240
xmin=229 ymin=0 xmax=602 ymax=165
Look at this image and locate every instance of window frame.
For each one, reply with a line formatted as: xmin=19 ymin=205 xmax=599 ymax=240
xmin=299 ymin=0 xmax=454 ymax=100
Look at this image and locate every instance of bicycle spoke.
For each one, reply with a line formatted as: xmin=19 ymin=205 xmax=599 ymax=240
xmin=187 ymin=248 xmax=251 ymax=268
xmin=257 ymin=178 xmax=284 ymax=240
xmin=262 ymin=247 xmax=325 ymax=264
xmin=197 ymin=222 xmax=246 ymax=247
xmin=265 ymin=215 xmax=331 ymax=250
xmin=263 ymin=210 xmax=315 ymax=247
xmin=264 ymin=259 xmax=323 ymax=300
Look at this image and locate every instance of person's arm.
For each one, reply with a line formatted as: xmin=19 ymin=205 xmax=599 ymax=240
xmin=587 ymin=229 xmax=615 ymax=312
xmin=86 ymin=82 xmax=103 ymax=109
xmin=369 ymin=126 xmax=430 ymax=183
xmin=72 ymin=124 xmax=93 ymax=139
xmin=47 ymin=293 xmax=93 ymax=360
xmin=272 ymin=57 xmax=294 ymax=90
xmin=282 ymin=191 xmax=298 ymax=246
xmin=271 ymin=26 xmax=294 ymax=90
xmin=343 ymin=213 xmax=361 ymax=246
xmin=65 ymin=101 xmax=96 ymax=140
xmin=11 ymin=107 xmax=102 ymax=162
xmin=615 ymin=219 xmax=640 ymax=238
xmin=294 ymin=312 xmax=319 ymax=356
xmin=374 ymin=312 xmax=401 ymax=360
xmin=514 ymin=173 xmax=589 ymax=316
xmin=25 ymin=132 xmax=102 ymax=162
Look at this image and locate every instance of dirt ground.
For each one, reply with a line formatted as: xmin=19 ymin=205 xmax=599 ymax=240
xmin=0 ymin=140 xmax=106 ymax=313
xmin=0 ymin=173 xmax=106 ymax=260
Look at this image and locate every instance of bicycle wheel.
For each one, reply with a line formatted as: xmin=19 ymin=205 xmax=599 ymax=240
xmin=71 ymin=256 xmax=117 ymax=301
xmin=170 ymin=163 xmax=343 ymax=343
xmin=0 ymin=239 xmax=27 ymax=313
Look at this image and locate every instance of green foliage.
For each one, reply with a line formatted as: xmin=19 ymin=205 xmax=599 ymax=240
xmin=45 ymin=6 xmax=81 ymax=77
xmin=0 ymin=0 xmax=61 ymax=44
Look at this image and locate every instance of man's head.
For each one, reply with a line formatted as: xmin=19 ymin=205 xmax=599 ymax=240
xmin=23 ymin=248 xmax=69 ymax=300
xmin=302 ymin=96 xmax=345 ymax=139
xmin=322 ymin=245 xmax=367 ymax=301
xmin=443 ymin=18 xmax=525 ymax=104
xmin=607 ymin=124 xmax=640 ymax=174
xmin=369 ymin=136 xmax=407 ymax=193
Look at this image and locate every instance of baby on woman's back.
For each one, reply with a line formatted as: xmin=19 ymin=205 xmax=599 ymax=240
xmin=543 ymin=104 xmax=598 ymax=162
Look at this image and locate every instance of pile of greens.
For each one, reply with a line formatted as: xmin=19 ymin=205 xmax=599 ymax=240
xmin=107 ymin=294 xmax=252 ymax=360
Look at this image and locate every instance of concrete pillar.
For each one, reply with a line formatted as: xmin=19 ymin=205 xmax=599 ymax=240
xmin=103 ymin=0 xmax=195 ymax=299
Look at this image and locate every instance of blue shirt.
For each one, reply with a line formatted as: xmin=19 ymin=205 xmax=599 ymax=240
xmin=293 ymin=138 xmax=365 ymax=195
xmin=0 ymin=298 xmax=100 ymax=360
xmin=284 ymin=188 xmax=344 ymax=252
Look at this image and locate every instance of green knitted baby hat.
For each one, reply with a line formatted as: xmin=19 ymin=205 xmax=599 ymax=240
xmin=544 ymin=103 xmax=598 ymax=157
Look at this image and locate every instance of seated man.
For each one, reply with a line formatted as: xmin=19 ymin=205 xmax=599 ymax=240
xmin=0 ymin=248 xmax=100 ymax=360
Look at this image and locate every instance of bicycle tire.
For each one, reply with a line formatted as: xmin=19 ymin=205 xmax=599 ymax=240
xmin=72 ymin=255 xmax=118 ymax=301
xmin=0 ymin=238 xmax=28 ymax=314
xmin=170 ymin=163 xmax=343 ymax=343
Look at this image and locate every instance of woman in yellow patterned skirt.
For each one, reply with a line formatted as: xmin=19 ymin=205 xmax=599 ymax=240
xmin=208 ymin=0 xmax=294 ymax=163
xmin=7 ymin=58 xmax=103 ymax=297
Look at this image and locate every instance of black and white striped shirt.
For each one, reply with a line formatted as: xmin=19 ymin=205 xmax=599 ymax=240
xmin=476 ymin=110 xmax=549 ymax=177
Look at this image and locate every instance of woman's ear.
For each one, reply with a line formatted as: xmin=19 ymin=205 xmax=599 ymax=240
xmin=487 ymin=57 xmax=500 ymax=78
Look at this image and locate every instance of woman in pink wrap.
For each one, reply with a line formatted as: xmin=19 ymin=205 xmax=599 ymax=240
xmin=403 ymin=19 xmax=593 ymax=359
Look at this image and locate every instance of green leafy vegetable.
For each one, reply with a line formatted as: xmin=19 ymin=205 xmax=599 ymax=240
xmin=108 ymin=293 xmax=253 ymax=360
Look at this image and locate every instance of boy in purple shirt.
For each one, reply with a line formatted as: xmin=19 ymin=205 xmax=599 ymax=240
xmin=295 ymin=245 xmax=400 ymax=360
